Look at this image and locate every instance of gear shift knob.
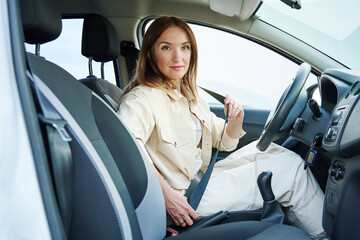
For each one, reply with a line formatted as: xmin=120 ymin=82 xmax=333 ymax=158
xmin=257 ymin=171 xmax=275 ymax=202
xmin=257 ymin=171 xmax=285 ymax=224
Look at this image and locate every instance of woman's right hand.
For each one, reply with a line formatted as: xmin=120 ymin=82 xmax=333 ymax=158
xmin=152 ymin=164 xmax=199 ymax=227
xmin=163 ymin=188 xmax=199 ymax=227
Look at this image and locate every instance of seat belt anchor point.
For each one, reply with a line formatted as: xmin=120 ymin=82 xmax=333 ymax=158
xmin=38 ymin=114 xmax=72 ymax=142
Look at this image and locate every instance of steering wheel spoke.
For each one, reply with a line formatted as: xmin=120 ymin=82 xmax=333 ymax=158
xmin=256 ymin=63 xmax=311 ymax=151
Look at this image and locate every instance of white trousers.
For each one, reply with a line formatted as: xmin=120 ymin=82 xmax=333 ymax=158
xmin=196 ymin=141 xmax=324 ymax=236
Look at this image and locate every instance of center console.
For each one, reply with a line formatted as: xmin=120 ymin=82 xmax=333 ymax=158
xmin=321 ymin=80 xmax=360 ymax=237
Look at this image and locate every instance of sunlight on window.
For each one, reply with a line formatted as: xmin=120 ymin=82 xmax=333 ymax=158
xmin=190 ymin=24 xmax=318 ymax=109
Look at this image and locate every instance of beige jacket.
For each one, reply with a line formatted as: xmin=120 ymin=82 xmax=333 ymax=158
xmin=118 ymin=84 xmax=243 ymax=191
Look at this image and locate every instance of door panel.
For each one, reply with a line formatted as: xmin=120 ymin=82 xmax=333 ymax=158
xmin=209 ymin=103 xmax=270 ymax=159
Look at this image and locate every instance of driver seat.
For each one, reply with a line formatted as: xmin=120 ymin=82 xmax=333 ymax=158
xmin=19 ymin=0 xmax=313 ymax=239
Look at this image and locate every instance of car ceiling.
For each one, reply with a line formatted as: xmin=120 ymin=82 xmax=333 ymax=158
xmin=55 ymin=0 xmax=260 ymax=23
xmin=53 ymin=0 xmax=345 ymax=72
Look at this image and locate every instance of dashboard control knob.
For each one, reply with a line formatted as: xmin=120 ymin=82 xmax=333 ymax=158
xmin=326 ymin=127 xmax=333 ymax=140
xmin=308 ymin=99 xmax=322 ymax=119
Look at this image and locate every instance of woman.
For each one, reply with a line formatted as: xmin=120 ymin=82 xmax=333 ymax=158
xmin=117 ymin=16 xmax=324 ymax=236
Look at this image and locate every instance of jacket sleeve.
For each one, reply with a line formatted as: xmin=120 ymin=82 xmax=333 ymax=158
xmin=117 ymin=93 xmax=155 ymax=145
xmin=210 ymin=111 xmax=240 ymax=151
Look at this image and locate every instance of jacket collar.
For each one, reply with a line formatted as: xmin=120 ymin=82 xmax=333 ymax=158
xmin=166 ymin=83 xmax=196 ymax=103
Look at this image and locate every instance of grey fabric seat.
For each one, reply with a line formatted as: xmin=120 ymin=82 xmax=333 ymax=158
xmin=21 ymin=0 xmax=164 ymax=239
xmin=79 ymin=14 xmax=122 ymax=111
xmin=19 ymin=0 xmax=313 ymax=239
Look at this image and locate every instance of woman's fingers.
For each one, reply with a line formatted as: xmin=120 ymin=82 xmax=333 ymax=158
xmin=165 ymin=191 xmax=199 ymax=227
xmin=188 ymin=205 xmax=199 ymax=221
xmin=223 ymin=94 xmax=244 ymax=121
xmin=169 ymin=207 xmax=194 ymax=226
xmin=183 ymin=203 xmax=199 ymax=226
xmin=226 ymin=101 xmax=240 ymax=120
xmin=156 ymin=166 xmax=198 ymax=228
xmin=172 ymin=216 xmax=180 ymax=226
xmin=178 ymin=203 xmax=198 ymax=226
xmin=224 ymin=94 xmax=234 ymax=118
xmin=168 ymin=208 xmax=182 ymax=225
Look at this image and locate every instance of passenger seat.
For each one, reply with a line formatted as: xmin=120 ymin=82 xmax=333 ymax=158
xmin=80 ymin=14 xmax=122 ymax=111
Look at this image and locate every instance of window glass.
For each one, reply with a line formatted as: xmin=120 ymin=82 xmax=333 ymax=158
xmin=259 ymin=0 xmax=360 ymax=70
xmin=189 ymin=24 xmax=318 ymax=109
xmin=25 ymin=19 xmax=117 ymax=85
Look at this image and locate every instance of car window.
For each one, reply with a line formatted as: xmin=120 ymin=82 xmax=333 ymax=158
xmin=25 ymin=19 xmax=117 ymax=85
xmin=189 ymin=24 xmax=319 ymax=109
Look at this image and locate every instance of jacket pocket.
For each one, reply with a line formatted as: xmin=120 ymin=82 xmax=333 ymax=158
xmin=159 ymin=128 xmax=190 ymax=148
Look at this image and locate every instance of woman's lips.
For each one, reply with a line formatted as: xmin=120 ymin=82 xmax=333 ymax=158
xmin=170 ymin=66 xmax=184 ymax=70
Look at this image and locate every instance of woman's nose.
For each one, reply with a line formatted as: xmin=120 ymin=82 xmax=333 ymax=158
xmin=172 ymin=48 xmax=182 ymax=61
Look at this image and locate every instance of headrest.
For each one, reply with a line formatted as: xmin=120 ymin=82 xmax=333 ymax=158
xmin=20 ymin=0 xmax=62 ymax=44
xmin=81 ymin=14 xmax=120 ymax=62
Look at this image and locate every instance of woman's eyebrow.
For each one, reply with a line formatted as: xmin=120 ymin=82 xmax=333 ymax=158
xmin=159 ymin=41 xmax=172 ymax=45
xmin=158 ymin=41 xmax=190 ymax=45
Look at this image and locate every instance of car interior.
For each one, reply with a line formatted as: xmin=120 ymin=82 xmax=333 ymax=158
xmin=6 ymin=0 xmax=360 ymax=239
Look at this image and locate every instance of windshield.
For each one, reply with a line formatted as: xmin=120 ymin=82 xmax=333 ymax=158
xmin=258 ymin=0 xmax=360 ymax=70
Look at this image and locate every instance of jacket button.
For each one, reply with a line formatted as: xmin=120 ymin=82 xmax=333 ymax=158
xmin=202 ymin=120 xmax=205 ymax=123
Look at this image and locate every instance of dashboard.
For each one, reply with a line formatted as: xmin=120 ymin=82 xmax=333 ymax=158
xmin=291 ymin=68 xmax=360 ymax=236
xmin=323 ymin=79 xmax=360 ymax=156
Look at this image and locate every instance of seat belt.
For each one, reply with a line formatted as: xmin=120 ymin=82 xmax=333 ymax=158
xmin=185 ymin=87 xmax=228 ymax=210
xmin=198 ymin=86 xmax=226 ymax=104
xmin=26 ymin=68 xmax=73 ymax=236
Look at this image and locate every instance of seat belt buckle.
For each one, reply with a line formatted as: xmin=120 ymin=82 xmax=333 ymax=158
xmin=166 ymin=227 xmax=179 ymax=236
xmin=38 ymin=114 xmax=72 ymax=142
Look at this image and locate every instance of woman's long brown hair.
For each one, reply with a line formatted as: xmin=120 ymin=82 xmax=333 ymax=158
xmin=117 ymin=16 xmax=198 ymax=103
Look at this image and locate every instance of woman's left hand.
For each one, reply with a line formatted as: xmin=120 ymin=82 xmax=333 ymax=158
xmin=224 ymin=94 xmax=246 ymax=139
xmin=224 ymin=94 xmax=244 ymax=123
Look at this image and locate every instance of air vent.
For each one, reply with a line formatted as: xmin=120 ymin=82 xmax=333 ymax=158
xmin=345 ymin=80 xmax=360 ymax=98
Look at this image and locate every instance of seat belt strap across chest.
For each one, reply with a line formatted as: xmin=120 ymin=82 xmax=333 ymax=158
xmin=185 ymin=96 xmax=228 ymax=210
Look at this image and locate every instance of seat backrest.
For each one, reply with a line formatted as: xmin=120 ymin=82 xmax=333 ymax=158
xmin=80 ymin=14 xmax=122 ymax=111
xmin=20 ymin=0 xmax=166 ymax=239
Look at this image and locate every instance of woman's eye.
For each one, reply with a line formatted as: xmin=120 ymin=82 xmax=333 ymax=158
xmin=182 ymin=45 xmax=190 ymax=50
xmin=161 ymin=46 xmax=171 ymax=51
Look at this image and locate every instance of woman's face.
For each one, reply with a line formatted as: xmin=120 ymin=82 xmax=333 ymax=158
xmin=154 ymin=26 xmax=191 ymax=83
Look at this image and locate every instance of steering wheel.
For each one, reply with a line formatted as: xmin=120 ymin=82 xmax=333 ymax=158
xmin=256 ymin=62 xmax=311 ymax=151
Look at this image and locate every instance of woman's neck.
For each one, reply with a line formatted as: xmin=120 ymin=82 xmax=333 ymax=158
xmin=169 ymin=79 xmax=182 ymax=93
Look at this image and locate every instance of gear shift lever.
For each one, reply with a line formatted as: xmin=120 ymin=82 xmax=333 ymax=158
xmin=258 ymin=171 xmax=275 ymax=201
xmin=257 ymin=171 xmax=284 ymax=224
